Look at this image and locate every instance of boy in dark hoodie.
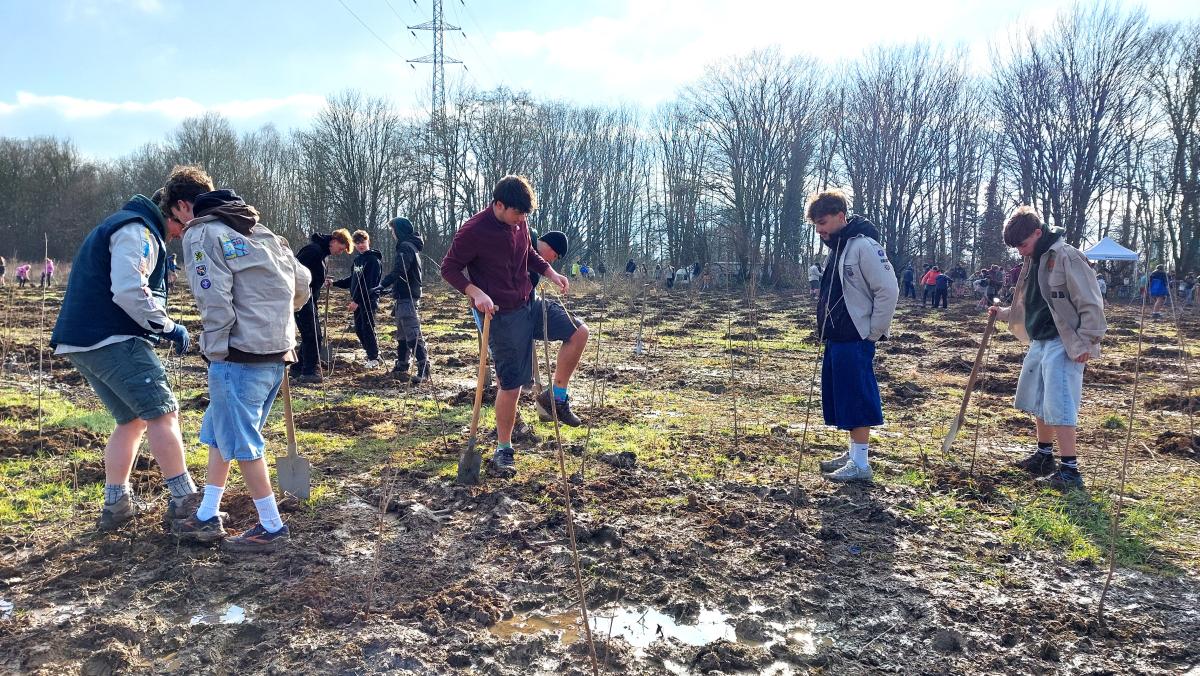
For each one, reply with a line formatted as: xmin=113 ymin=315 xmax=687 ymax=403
xmin=810 ymin=190 xmax=899 ymax=483
xmin=292 ymin=229 xmax=351 ymax=382
xmin=376 ymin=217 xmax=430 ymax=383
xmin=332 ymin=230 xmax=383 ymax=368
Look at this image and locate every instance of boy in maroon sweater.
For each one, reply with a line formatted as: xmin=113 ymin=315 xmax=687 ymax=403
xmin=441 ymin=176 xmax=588 ymax=476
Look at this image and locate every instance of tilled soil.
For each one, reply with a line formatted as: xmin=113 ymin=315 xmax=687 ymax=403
xmin=1 ymin=287 xmax=1199 ymax=674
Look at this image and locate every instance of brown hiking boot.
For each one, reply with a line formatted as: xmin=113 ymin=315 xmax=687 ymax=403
xmin=97 ymin=494 xmax=140 ymax=532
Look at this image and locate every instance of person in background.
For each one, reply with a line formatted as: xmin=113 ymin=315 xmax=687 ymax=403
xmin=1096 ymin=272 xmax=1107 ymax=299
xmin=0 ymin=256 xmax=6 ymax=286
xmin=624 ymin=258 xmax=636 ymax=278
xmin=933 ymin=268 xmax=952 ymax=309
xmin=41 ymin=258 xmax=55 ymax=287
xmin=901 ymin=263 xmax=916 ymax=300
xmin=331 ymin=230 xmax=383 ymax=369
xmin=1148 ymin=264 xmax=1169 ymax=319
xmin=376 ymin=217 xmax=430 ymax=383
xmin=292 ymin=229 xmax=352 ymax=383
xmin=16 ymin=263 xmax=31 ymax=288
xmin=808 ymin=261 xmax=823 ymax=299
xmin=920 ymin=264 xmax=939 ymax=307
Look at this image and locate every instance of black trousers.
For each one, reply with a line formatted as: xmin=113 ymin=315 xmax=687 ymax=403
xmin=932 ymin=288 xmax=948 ymax=308
xmin=294 ymin=295 xmax=322 ymax=375
xmin=903 ymin=281 xmax=916 ymax=298
xmin=353 ymin=305 xmax=379 ymax=360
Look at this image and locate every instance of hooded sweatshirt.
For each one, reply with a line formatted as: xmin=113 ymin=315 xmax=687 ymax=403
xmin=816 ymin=215 xmax=898 ymax=342
xmin=295 ymin=232 xmax=334 ymax=297
xmin=379 ymin=218 xmax=425 ymax=301
xmin=333 ymin=248 xmax=383 ymax=308
xmin=1024 ymin=228 xmax=1061 ymax=340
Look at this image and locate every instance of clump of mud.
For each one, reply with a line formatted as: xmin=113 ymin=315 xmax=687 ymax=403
xmin=1084 ymin=367 xmax=1133 ymax=385
xmin=1144 ymin=391 xmax=1200 ymax=412
xmin=890 ymin=381 xmax=926 ymax=402
xmin=940 ymin=336 xmax=979 ymax=348
xmin=447 ymin=384 xmax=497 ymax=406
xmin=971 ymin=375 xmax=1017 ymax=395
xmin=397 ymin=582 xmax=508 ymax=635
xmin=296 ymin=404 xmax=394 ymax=433
xmin=0 ymin=426 xmax=106 ymax=458
xmin=1154 ymin=431 xmax=1198 ymax=461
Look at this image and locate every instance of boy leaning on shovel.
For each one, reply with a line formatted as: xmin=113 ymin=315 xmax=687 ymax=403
xmin=809 ymin=190 xmax=898 ymax=483
xmin=173 ymin=189 xmax=312 ymax=552
xmin=989 ymin=206 xmax=1106 ymax=491
xmin=440 ymin=175 xmax=588 ymax=477
xmin=49 ymin=166 xmax=212 ymax=531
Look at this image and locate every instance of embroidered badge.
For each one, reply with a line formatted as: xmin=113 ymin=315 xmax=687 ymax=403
xmin=1046 ymin=257 xmax=1055 ymax=271
xmin=200 ymin=278 xmax=212 ymax=290
xmin=141 ymin=228 xmax=152 ymax=257
xmin=195 ymin=265 xmax=207 ymax=277
xmin=844 ymin=265 xmax=856 ymax=278
xmin=193 ymin=251 xmax=204 ymax=262
xmin=220 ymin=236 xmax=248 ymax=260
xmin=877 ymin=248 xmax=886 ymax=258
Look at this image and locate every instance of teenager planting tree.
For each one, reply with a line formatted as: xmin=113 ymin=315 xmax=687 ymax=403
xmin=292 ymin=228 xmax=351 ymax=383
xmin=332 ymin=229 xmax=383 ymax=368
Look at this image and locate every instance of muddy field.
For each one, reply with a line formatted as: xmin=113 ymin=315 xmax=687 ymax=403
xmin=1 ymin=279 xmax=1199 ymax=675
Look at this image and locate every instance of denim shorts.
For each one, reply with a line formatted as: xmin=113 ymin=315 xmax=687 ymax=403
xmin=1014 ymin=337 xmax=1084 ymax=426
xmin=821 ymin=340 xmax=884 ymax=430
xmin=67 ymin=338 xmax=177 ymax=425
xmin=487 ymin=299 xmax=581 ymax=391
xmin=199 ymin=361 xmax=284 ymax=462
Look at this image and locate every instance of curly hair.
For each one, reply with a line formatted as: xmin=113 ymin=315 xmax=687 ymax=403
xmin=158 ymin=165 xmax=214 ymax=214
xmin=1002 ymin=206 xmax=1043 ymax=247
xmin=806 ymin=190 xmax=849 ymax=222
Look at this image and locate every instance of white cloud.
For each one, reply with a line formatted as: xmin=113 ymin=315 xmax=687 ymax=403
xmin=0 ymin=91 xmax=327 ymax=121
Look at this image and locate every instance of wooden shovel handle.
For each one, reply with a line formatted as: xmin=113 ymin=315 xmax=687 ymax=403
xmin=469 ymin=313 xmax=492 ymax=439
xmin=954 ymin=312 xmax=999 ymax=427
xmin=282 ymin=368 xmax=298 ymax=457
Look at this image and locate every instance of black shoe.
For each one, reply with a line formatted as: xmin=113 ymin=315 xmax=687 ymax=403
xmin=1038 ymin=464 xmax=1084 ymax=491
xmin=535 ymin=389 xmax=582 ymax=427
xmin=1014 ymin=449 xmax=1057 ymax=476
xmin=172 ymin=512 xmax=227 ymax=543
xmin=488 ymin=449 xmax=516 ymax=478
xmin=411 ymin=361 xmax=431 ymax=384
xmin=97 ymin=494 xmax=140 ymax=532
xmin=296 ymin=373 xmax=323 ymax=384
xmin=392 ymin=360 xmax=410 ymax=376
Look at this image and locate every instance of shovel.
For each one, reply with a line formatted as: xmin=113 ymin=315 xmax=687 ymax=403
xmin=942 ymin=310 xmax=998 ymax=453
xmin=276 ymin=369 xmax=312 ymax=499
xmin=456 ymin=312 xmax=492 ymax=485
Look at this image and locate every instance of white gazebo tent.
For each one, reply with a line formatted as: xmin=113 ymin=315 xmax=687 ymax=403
xmin=1083 ymin=237 xmax=1140 ymax=299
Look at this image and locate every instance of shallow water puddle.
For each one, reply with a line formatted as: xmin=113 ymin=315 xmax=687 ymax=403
xmin=492 ymin=604 xmax=820 ymax=655
xmin=189 ymin=604 xmax=250 ymax=626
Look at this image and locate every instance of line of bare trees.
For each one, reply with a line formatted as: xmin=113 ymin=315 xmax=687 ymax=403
xmin=1 ymin=4 xmax=1196 ymax=282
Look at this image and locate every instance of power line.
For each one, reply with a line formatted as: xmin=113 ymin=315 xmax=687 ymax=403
xmin=335 ymin=0 xmax=406 ymax=59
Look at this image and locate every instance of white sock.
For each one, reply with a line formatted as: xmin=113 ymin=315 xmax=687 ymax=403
xmin=253 ymin=495 xmax=284 ymax=533
xmin=196 ymin=484 xmax=225 ymax=521
xmin=849 ymin=442 xmax=870 ymax=469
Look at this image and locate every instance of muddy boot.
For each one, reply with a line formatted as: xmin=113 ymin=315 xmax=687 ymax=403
xmin=392 ymin=340 xmax=411 ymax=377
xmin=97 ymin=494 xmax=140 ymax=532
xmin=819 ymin=452 xmax=850 ymax=473
xmin=410 ymin=341 xmax=430 ymax=384
xmin=1037 ymin=463 xmax=1084 ymax=491
xmin=173 ymin=512 xmax=227 ymax=544
xmin=535 ymin=389 xmax=582 ymax=427
xmin=488 ymin=448 xmax=516 ymax=478
xmin=1013 ymin=449 xmax=1056 ymax=476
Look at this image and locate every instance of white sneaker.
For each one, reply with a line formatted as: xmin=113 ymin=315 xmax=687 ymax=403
xmin=819 ymin=451 xmax=850 ymax=473
xmin=822 ymin=461 xmax=873 ymax=483
xmin=364 ymin=359 xmax=380 ymax=369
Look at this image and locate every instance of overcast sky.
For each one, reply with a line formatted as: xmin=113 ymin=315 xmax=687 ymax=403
xmin=1 ymin=0 xmax=1195 ymax=159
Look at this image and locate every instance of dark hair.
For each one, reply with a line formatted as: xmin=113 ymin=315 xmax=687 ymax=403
xmin=159 ymin=165 xmax=214 ymax=215
xmin=492 ymin=175 xmax=537 ymax=213
xmin=806 ymin=190 xmax=849 ymax=221
xmin=351 ymin=229 xmax=370 ymax=244
xmin=1003 ymin=206 xmax=1043 ymax=247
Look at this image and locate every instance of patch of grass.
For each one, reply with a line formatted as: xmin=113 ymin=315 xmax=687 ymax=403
xmin=1006 ymin=490 xmax=1178 ymax=570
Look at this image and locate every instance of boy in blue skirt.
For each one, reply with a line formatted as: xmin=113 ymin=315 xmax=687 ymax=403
xmin=809 ymin=190 xmax=898 ymax=483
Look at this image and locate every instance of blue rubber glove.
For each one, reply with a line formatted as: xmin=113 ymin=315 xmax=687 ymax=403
xmin=161 ymin=324 xmax=190 ymax=355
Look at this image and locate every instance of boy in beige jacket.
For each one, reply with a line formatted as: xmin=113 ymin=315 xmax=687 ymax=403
xmin=990 ymin=207 xmax=1106 ymax=491
xmin=173 ymin=189 xmax=312 ymax=552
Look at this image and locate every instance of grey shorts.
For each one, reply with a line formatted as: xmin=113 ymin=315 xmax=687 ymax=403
xmin=488 ymin=298 xmax=581 ymax=391
xmin=67 ymin=338 xmax=178 ymax=425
